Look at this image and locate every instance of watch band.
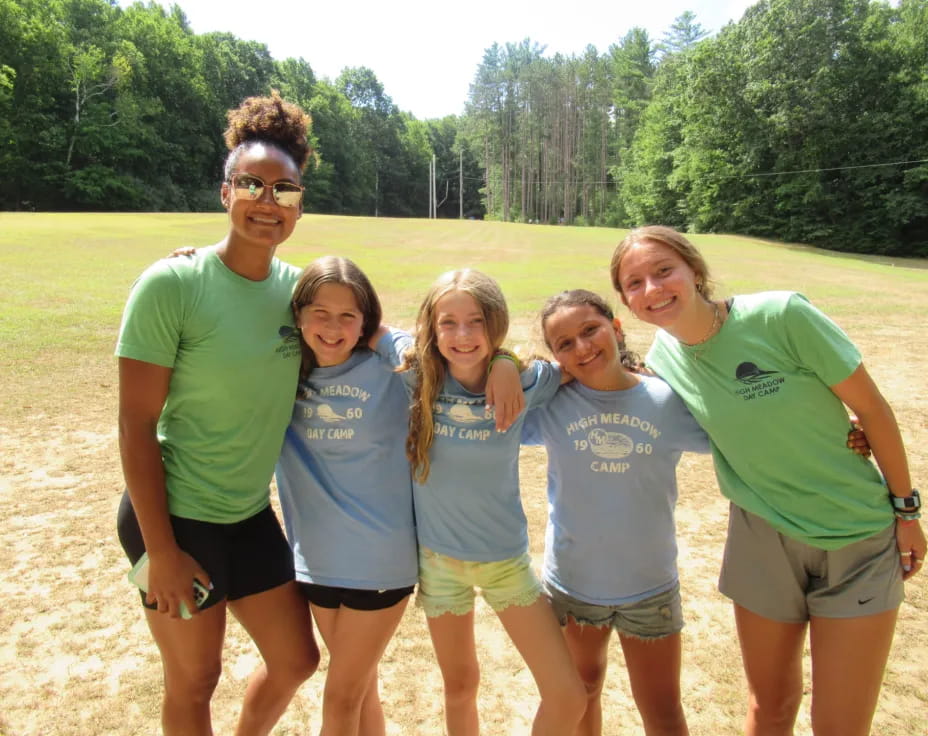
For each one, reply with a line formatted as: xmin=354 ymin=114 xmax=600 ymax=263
xmin=890 ymin=488 xmax=921 ymax=511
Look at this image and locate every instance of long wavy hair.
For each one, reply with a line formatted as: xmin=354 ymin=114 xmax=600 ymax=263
xmin=401 ymin=269 xmax=514 ymax=483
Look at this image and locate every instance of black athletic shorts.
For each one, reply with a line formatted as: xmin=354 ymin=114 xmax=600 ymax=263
xmin=117 ymin=490 xmax=295 ymax=612
xmin=298 ymin=582 xmax=415 ymax=611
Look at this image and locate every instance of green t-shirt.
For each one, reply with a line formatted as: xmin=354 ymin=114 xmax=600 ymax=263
xmin=647 ymin=291 xmax=891 ymax=550
xmin=116 ymin=247 xmax=301 ymax=523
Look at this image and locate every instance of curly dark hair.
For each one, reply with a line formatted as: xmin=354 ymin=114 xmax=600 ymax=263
xmin=222 ymin=90 xmax=313 ymax=179
xmin=539 ymin=289 xmax=643 ymax=373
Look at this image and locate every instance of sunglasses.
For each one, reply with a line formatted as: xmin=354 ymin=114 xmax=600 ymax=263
xmin=229 ymin=173 xmax=304 ymax=208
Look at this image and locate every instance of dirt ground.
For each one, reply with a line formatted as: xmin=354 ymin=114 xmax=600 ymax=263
xmin=1 ymin=431 xmax=924 ymax=735
xmin=1 ymin=283 xmax=926 ymax=735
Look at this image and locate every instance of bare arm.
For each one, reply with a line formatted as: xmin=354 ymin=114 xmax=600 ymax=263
xmin=118 ymin=358 xmax=211 ymax=615
xmin=831 ymin=364 xmax=909 ymax=494
xmin=485 ymin=357 xmax=525 ymax=432
xmin=831 ymin=363 xmax=925 ymax=579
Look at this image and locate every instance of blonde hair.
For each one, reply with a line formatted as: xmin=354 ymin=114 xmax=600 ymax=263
xmin=610 ymin=225 xmax=713 ymax=300
xmin=402 ymin=269 xmax=513 ymax=483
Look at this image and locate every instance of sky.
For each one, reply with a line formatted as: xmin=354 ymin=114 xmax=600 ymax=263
xmin=125 ymin=0 xmax=757 ymax=120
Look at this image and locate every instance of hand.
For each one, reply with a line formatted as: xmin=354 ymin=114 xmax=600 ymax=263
xmin=485 ymin=357 xmax=525 ymax=432
xmin=167 ymin=246 xmax=197 ymax=258
xmin=896 ymin=518 xmax=926 ymax=581
xmin=146 ymin=547 xmax=212 ymax=618
xmin=846 ymin=414 xmax=871 ymax=457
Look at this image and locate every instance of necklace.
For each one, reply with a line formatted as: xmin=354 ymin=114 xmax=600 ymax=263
xmin=690 ymin=301 xmax=721 ymax=360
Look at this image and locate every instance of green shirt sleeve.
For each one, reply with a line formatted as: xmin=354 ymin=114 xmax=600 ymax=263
xmin=115 ymin=260 xmax=185 ymax=368
xmin=780 ymin=293 xmax=861 ymax=388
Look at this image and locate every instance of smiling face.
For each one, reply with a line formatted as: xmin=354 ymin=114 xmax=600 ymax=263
xmin=544 ymin=304 xmax=627 ymax=390
xmin=615 ymin=239 xmax=704 ymax=330
xmin=297 ymin=283 xmax=365 ymax=367
xmin=434 ymin=289 xmax=491 ymax=385
xmin=221 ymin=142 xmax=303 ymax=251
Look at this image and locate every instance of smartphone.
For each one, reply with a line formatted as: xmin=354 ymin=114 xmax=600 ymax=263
xmin=128 ymin=552 xmax=210 ymax=619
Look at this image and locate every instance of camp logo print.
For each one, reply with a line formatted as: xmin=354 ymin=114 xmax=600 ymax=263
xmin=434 ymin=396 xmax=493 ymax=421
xmin=447 ymin=404 xmax=484 ymax=424
xmin=587 ymin=429 xmax=634 ymax=459
xmin=279 ymin=325 xmax=300 ymax=342
xmin=734 ymin=362 xmax=785 ymax=400
xmin=275 ymin=325 xmax=302 ymax=359
xmin=316 ymin=404 xmax=347 ymax=423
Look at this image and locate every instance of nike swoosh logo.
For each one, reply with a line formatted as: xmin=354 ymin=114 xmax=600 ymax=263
xmin=858 ymin=597 xmax=874 ymax=605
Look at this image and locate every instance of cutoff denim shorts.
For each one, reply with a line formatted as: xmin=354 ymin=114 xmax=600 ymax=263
xmin=544 ymin=580 xmax=683 ymax=640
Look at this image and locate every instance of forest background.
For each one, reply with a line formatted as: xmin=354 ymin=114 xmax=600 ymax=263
xmin=1 ymin=0 xmax=927 ymax=257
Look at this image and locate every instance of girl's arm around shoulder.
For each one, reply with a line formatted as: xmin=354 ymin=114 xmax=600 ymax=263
xmin=370 ymin=326 xmax=417 ymax=395
xmin=519 ymin=356 xmax=565 ymax=399
xmin=369 ymin=325 xmax=412 ymax=366
xmin=520 ymin=357 xmax=563 ymax=389
xmin=368 ymin=324 xmax=389 ymax=350
xmin=485 ymin=352 xmax=526 ymax=432
xmin=646 ymin=375 xmax=711 ymax=454
xmin=676 ymin=404 xmax=711 ymax=455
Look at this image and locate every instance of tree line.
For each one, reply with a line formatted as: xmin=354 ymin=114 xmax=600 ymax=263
xmin=468 ymin=0 xmax=928 ymax=256
xmin=2 ymin=0 xmax=926 ymax=256
xmin=0 ymin=0 xmax=481 ymax=218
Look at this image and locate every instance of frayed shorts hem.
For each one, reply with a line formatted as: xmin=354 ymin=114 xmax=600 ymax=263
xmin=544 ymin=580 xmax=683 ymax=640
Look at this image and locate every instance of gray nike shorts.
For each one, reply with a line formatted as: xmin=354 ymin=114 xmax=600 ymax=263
xmin=718 ymin=504 xmax=904 ymax=622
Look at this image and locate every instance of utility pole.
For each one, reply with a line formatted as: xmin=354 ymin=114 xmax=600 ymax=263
xmin=431 ymin=154 xmax=437 ymax=219
xmin=459 ymin=150 xmax=463 ymax=219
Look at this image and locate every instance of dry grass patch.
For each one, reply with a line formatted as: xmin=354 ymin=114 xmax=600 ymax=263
xmin=0 ymin=214 xmax=925 ymax=734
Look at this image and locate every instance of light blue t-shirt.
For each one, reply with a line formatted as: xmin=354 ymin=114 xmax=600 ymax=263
xmin=275 ymin=337 xmax=417 ymax=590
xmin=523 ymin=374 xmax=710 ymax=605
xmin=379 ymin=330 xmax=561 ymax=561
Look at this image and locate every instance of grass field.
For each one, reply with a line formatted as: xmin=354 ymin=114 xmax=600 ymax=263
xmin=0 ymin=212 xmax=925 ymax=735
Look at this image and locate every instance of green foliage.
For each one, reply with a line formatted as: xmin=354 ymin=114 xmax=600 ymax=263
xmin=63 ymin=163 xmax=146 ymax=209
xmin=334 ymin=66 xmax=435 ymax=217
xmin=3 ymin=0 xmax=927 ymax=254
xmin=426 ymin=116 xmax=483 ymax=218
xmin=659 ymin=10 xmax=709 ymax=56
xmin=617 ymin=0 xmax=928 ymax=256
xmin=465 ymin=39 xmax=621 ymax=225
xmin=0 ymin=0 xmax=440 ymax=218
